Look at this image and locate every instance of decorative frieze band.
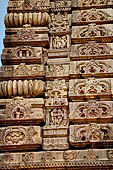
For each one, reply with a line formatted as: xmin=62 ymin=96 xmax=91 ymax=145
xmin=70 ymin=42 xmax=113 ymax=60
xmin=8 ymin=0 xmax=50 ymax=12
xmin=72 ymin=24 xmax=113 ymax=44
xmin=69 ymin=78 xmax=113 ymax=101
xmin=69 ymin=124 xmax=113 ymax=148
xmin=69 ymin=100 xmax=113 ymax=123
xmin=4 ymin=27 xmax=49 ymax=47
xmin=0 ymin=149 xmax=113 ymax=169
xmin=1 ymin=46 xmax=47 ymax=65
xmin=0 ymin=97 xmax=44 ymax=125
xmin=72 ymin=9 xmax=113 ymax=25
xmin=0 ymin=126 xmax=42 ymax=151
xmin=72 ymin=0 xmax=113 ymax=8
xmin=0 ymin=63 xmax=44 ymax=80
xmin=0 ymin=80 xmax=44 ymax=97
xmin=70 ymin=59 xmax=113 ymax=78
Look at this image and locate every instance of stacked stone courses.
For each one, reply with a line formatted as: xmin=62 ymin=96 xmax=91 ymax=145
xmin=1 ymin=0 xmax=113 ymax=169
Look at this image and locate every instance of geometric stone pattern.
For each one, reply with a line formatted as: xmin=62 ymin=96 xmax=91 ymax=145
xmin=1 ymin=0 xmax=113 ymax=169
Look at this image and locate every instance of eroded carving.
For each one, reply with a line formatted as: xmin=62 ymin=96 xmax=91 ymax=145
xmin=69 ymin=101 xmax=113 ymax=123
xmin=51 ymin=35 xmax=69 ymax=49
xmin=70 ymin=123 xmax=113 ymax=147
xmin=72 ymin=9 xmax=113 ymax=24
xmin=49 ymin=12 xmax=70 ymax=33
xmin=69 ymin=78 xmax=112 ymax=100
xmin=0 ymin=126 xmax=42 ymax=149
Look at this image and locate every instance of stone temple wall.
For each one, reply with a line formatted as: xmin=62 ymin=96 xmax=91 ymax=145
xmin=1 ymin=0 xmax=113 ymax=169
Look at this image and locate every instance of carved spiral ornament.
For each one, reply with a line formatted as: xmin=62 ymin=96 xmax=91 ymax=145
xmin=0 ymin=80 xmax=44 ymax=97
xmin=4 ymin=12 xmax=50 ymax=27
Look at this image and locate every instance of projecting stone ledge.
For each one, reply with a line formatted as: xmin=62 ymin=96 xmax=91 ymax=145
xmin=0 ymin=149 xmax=113 ymax=169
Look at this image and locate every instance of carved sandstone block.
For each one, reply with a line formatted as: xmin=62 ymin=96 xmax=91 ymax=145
xmin=1 ymin=46 xmax=47 ymax=65
xmin=72 ymin=0 xmax=113 ymax=8
xmin=69 ymin=78 xmax=113 ymax=101
xmin=4 ymin=27 xmax=49 ymax=47
xmin=0 ymin=149 xmax=113 ymax=169
xmin=70 ymin=42 xmax=113 ymax=60
xmin=70 ymin=59 xmax=113 ymax=78
xmin=48 ymin=48 xmax=70 ymax=59
xmin=5 ymin=12 xmax=50 ymax=27
xmin=72 ymin=9 xmax=113 ymax=25
xmin=50 ymin=0 xmax=71 ymax=12
xmin=0 ymin=80 xmax=44 ymax=97
xmin=8 ymin=0 xmax=50 ymax=12
xmin=0 ymin=126 xmax=42 ymax=151
xmin=72 ymin=24 xmax=113 ymax=44
xmin=0 ymin=97 xmax=44 ymax=125
xmin=69 ymin=124 xmax=113 ymax=148
xmin=43 ymin=108 xmax=68 ymax=137
xmin=46 ymin=64 xmax=69 ymax=79
xmin=0 ymin=63 xmax=44 ymax=80
xmin=45 ymin=97 xmax=68 ymax=107
xmin=43 ymin=137 xmax=69 ymax=150
xmin=45 ymin=79 xmax=67 ymax=98
xmin=69 ymin=101 xmax=113 ymax=123
xmin=49 ymin=12 xmax=70 ymax=34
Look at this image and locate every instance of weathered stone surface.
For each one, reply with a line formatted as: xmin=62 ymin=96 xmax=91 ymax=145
xmin=50 ymin=0 xmax=71 ymax=12
xmin=49 ymin=12 xmax=70 ymax=34
xmin=0 ymin=80 xmax=44 ymax=97
xmin=0 ymin=149 xmax=113 ymax=169
xmin=69 ymin=78 xmax=113 ymax=101
xmin=69 ymin=123 xmax=113 ymax=148
xmin=1 ymin=46 xmax=47 ymax=65
xmin=46 ymin=64 xmax=69 ymax=79
xmin=0 ymin=126 xmax=42 ymax=151
xmin=4 ymin=27 xmax=49 ymax=47
xmin=5 ymin=12 xmax=50 ymax=27
xmin=72 ymin=0 xmax=113 ymax=8
xmin=70 ymin=59 xmax=113 ymax=78
xmin=43 ymin=108 xmax=68 ymax=137
xmin=69 ymin=100 xmax=113 ymax=123
xmin=0 ymin=64 xmax=44 ymax=80
xmin=72 ymin=24 xmax=113 ymax=44
xmin=72 ymin=9 xmax=113 ymax=25
xmin=48 ymin=48 xmax=70 ymax=59
xmin=0 ymin=97 xmax=44 ymax=125
xmin=43 ymin=137 xmax=69 ymax=150
xmin=70 ymin=42 xmax=113 ymax=60
xmin=8 ymin=0 xmax=50 ymax=12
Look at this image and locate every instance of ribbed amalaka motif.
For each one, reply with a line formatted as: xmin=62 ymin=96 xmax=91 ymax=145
xmin=1 ymin=0 xmax=113 ymax=169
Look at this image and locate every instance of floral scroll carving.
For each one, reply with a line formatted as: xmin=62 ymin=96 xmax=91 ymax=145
xmin=70 ymin=123 xmax=113 ymax=147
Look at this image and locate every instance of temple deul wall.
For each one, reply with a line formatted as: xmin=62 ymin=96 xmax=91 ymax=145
xmin=1 ymin=0 xmax=113 ymax=169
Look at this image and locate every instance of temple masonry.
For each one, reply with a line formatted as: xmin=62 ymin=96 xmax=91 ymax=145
xmin=1 ymin=0 xmax=113 ymax=169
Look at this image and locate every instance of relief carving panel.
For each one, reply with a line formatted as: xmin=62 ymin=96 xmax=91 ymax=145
xmin=49 ymin=12 xmax=70 ymax=34
xmin=69 ymin=78 xmax=113 ymax=101
xmin=46 ymin=64 xmax=69 ymax=79
xmin=72 ymin=0 xmax=112 ymax=8
xmin=72 ymin=9 xmax=113 ymax=24
xmin=1 ymin=46 xmax=47 ymax=64
xmin=0 ymin=97 xmax=44 ymax=125
xmin=8 ymin=0 xmax=50 ymax=12
xmin=4 ymin=27 xmax=49 ymax=47
xmin=69 ymin=101 xmax=113 ymax=123
xmin=0 ymin=63 xmax=44 ymax=80
xmin=69 ymin=124 xmax=113 ymax=148
xmin=70 ymin=60 xmax=113 ymax=78
xmin=0 ymin=126 xmax=42 ymax=150
xmin=50 ymin=1 xmax=71 ymax=12
xmin=70 ymin=42 xmax=113 ymax=60
xmin=72 ymin=24 xmax=113 ymax=43
xmin=0 ymin=80 xmax=44 ymax=97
